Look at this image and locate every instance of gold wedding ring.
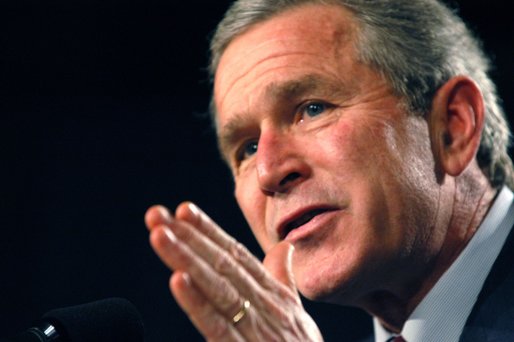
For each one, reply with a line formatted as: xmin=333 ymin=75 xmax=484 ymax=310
xmin=232 ymin=299 xmax=251 ymax=325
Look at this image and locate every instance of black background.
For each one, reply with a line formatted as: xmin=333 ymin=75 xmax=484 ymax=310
xmin=0 ymin=1 xmax=512 ymax=341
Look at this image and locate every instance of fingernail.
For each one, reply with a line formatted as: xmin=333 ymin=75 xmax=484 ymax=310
xmin=157 ymin=206 xmax=173 ymax=223
xmin=187 ymin=202 xmax=201 ymax=217
xmin=164 ymin=228 xmax=177 ymax=243
xmin=182 ymin=272 xmax=191 ymax=286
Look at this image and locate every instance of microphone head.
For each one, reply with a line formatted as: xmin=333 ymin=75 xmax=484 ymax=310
xmin=42 ymin=298 xmax=144 ymax=342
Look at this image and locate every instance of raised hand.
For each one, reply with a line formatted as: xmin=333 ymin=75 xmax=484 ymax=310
xmin=145 ymin=202 xmax=323 ymax=342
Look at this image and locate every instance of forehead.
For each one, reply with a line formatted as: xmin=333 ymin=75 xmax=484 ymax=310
xmin=213 ymin=3 xmax=358 ymax=119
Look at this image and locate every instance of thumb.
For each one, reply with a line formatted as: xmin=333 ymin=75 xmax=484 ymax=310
xmin=263 ymin=242 xmax=297 ymax=293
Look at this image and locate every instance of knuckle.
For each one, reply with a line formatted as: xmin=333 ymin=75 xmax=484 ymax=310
xmin=213 ymin=251 xmax=234 ymax=274
xmin=229 ymin=241 xmax=248 ymax=262
xmin=229 ymin=242 xmax=268 ymax=282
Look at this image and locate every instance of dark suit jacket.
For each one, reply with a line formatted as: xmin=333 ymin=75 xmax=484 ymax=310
xmin=459 ymin=225 xmax=514 ymax=341
xmin=357 ymin=226 xmax=514 ymax=342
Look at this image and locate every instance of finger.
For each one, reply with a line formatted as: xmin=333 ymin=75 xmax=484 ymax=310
xmin=173 ymin=271 xmax=279 ymax=341
xmin=171 ymin=205 xmax=302 ymax=329
xmin=171 ymin=271 xmax=244 ymax=342
xmin=156 ymin=216 xmax=300 ymax=329
xmin=175 ymin=202 xmax=278 ymax=289
xmin=162 ymin=217 xmax=265 ymax=303
xmin=149 ymin=226 xmax=244 ymax=318
xmin=150 ymin=209 xmax=309 ymax=341
xmin=145 ymin=205 xmax=173 ymax=230
xmin=174 ymin=202 xmax=235 ymax=246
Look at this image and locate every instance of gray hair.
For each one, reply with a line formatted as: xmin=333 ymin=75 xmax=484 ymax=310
xmin=209 ymin=0 xmax=513 ymax=189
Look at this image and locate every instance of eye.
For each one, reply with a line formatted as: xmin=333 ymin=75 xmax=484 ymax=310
xmin=236 ymin=140 xmax=258 ymax=162
xmin=301 ymin=102 xmax=327 ymax=119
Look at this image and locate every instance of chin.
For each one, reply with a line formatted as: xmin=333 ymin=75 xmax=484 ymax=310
xmin=300 ymin=279 xmax=366 ymax=307
xmin=299 ymin=286 xmax=336 ymax=303
xmin=293 ymin=254 xmax=371 ymax=306
xmin=295 ymin=267 xmax=347 ymax=303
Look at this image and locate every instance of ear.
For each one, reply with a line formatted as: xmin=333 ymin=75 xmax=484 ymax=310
xmin=429 ymin=76 xmax=485 ymax=177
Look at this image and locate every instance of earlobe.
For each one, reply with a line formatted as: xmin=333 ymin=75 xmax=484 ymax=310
xmin=429 ymin=76 xmax=485 ymax=177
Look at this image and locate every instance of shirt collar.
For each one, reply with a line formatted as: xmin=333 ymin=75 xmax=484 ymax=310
xmin=374 ymin=186 xmax=514 ymax=342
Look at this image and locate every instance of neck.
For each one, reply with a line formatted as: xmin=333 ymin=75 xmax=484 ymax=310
xmin=362 ymin=165 xmax=497 ymax=333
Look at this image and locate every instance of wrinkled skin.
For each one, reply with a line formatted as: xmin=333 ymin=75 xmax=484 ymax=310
xmin=146 ymin=3 xmax=494 ymax=340
xmin=215 ymin=4 xmax=443 ymax=309
xmin=146 ymin=203 xmax=323 ymax=341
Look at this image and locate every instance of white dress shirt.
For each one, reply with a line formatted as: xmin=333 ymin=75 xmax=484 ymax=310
xmin=374 ymin=186 xmax=514 ymax=342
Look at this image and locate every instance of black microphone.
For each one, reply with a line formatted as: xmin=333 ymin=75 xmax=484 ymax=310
xmin=3 ymin=298 xmax=144 ymax=342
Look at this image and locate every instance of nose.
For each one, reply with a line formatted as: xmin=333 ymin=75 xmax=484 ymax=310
xmin=256 ymin=130 xmax=310 ymax=195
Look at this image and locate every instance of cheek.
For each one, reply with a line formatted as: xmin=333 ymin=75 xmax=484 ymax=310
xmin=315 ymin=119 xmax=384 ymax=183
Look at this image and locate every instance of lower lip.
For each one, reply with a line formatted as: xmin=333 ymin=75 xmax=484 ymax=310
xmin=284 ymin=210 xmax=340 ymax=242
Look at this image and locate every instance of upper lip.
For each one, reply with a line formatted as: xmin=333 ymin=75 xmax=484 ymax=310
xmin=276 ymin=205 xmax=338 ymax=240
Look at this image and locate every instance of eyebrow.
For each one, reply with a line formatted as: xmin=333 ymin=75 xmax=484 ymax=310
xmin=217 ymin=74 xmax=353 ymax=160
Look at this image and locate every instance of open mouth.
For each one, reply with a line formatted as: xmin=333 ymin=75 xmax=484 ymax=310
xmin=281 ymin=208 xmax=331 ymax=240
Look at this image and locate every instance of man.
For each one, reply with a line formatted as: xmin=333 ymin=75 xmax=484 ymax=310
xmin=145 ymin=0 xmax=514 ymax=341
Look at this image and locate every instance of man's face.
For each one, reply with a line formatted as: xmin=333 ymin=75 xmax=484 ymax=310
xmin=214 ymin=4 xmax=444 ymax=305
